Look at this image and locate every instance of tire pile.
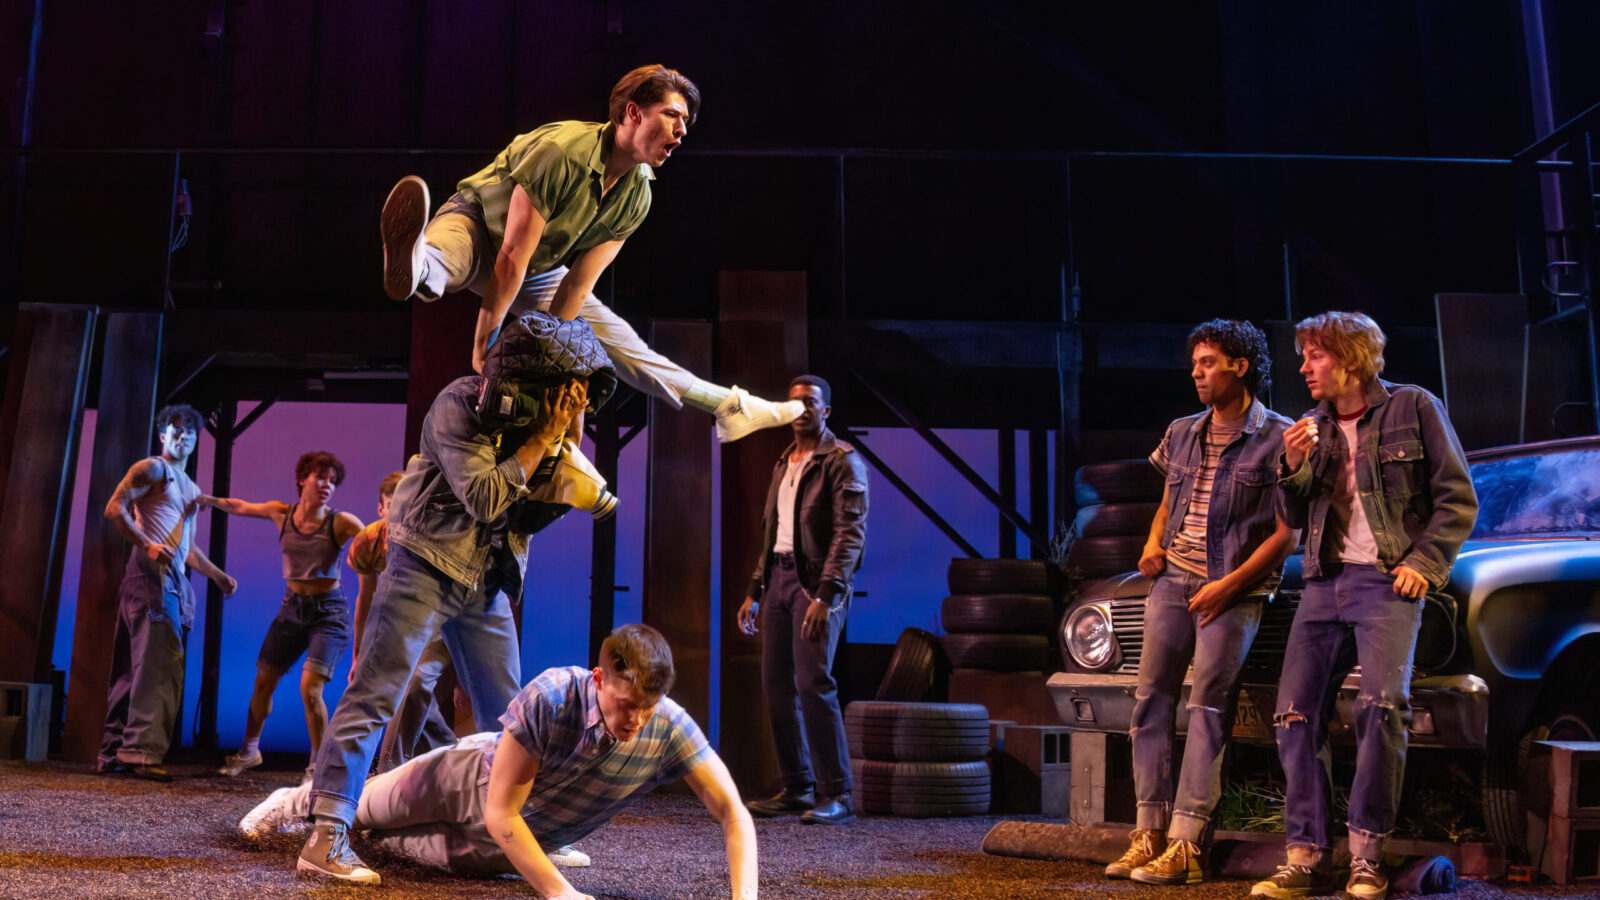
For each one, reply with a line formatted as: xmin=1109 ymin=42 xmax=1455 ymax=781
xmin=939 ymin=559 xmax=1060 ymax=673
xmin=846 ymin=701 xmax=991 ymax=817
xmin=1066 ymin=459 xmax=1165 ymax=578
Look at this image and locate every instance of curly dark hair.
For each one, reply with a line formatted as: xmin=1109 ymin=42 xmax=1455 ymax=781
xmin=154 ymin=404 xmax=203 ymax=436
xmin=294 ymin=450 xmax=346 ymax=493
xmin=1187 ymin=319 xmax=1272 ymax=397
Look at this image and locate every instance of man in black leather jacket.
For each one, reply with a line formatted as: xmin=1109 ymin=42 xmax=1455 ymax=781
xmin=736 ymin=375 xmax=869 ymax=826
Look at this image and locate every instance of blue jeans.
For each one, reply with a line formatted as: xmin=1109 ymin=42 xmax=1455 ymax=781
xmin=1130 ymin=569 xmax=1264 ymax=840
xmin=761 ymin=561 xmax=852 ymax=796
xmin=310 ymin=544 xmax=521 ymax=826
xmin=1274 ymin=563 xmax=1422 ymax=863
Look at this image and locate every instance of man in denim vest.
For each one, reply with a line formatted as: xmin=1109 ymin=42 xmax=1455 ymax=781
xmin=1252 ymin=311 xmax=1476 ymax=900
xmin=1106 ymin=320 xmax=1297 ymax=886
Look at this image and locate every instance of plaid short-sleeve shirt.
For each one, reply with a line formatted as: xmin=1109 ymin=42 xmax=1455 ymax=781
xmin=491 ymin=666 xmax=711 ymax=848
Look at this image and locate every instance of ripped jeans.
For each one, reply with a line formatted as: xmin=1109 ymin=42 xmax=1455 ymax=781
xmin=1130 ymin=569 xmax=1264 ymax=841
xmin=1274 ymin=563 xmax=1422 ymax=863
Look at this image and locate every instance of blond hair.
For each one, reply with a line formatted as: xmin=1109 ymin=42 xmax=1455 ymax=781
xmin=1294 ymin=311 xmax=1386 ymax=382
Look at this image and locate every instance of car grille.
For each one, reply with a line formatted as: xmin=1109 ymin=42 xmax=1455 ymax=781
xmin=1109 ymin=590 xmax=1302 ymax=679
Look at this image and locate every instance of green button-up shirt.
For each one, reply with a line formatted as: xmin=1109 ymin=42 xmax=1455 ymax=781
xmin=457 ymin=120 xmax=654 ymax=276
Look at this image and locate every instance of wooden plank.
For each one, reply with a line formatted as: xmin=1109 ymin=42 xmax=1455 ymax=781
xmin=716 ymin=271 xmax=807 ymax=795
xmin=62 ymin=312 xmax=163 ymax=762
xmin=404 ymin=294 xmax=474 ymax=460
xmin=0 ymin=305 xmax=96 ymax=685
xmin=643 ymin=320 xmax=714 ymax=733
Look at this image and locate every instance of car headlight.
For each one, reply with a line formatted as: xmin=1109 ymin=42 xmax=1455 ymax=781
xmin=1065 ymin=603 xmax=1117 ymax=670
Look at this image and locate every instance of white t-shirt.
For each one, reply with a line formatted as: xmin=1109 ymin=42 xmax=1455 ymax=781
xmin=773 ymin=451 xmax=813 ymax=555
xmin=1330 ymin=417 xmax=1379 ymax=565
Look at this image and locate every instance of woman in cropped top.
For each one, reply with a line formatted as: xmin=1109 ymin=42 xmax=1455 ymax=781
xmin=205 ymin=450 xmax=364 ymax=778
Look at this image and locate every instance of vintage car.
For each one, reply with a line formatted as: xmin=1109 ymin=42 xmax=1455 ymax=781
xmin=1046 ymin=435 xmax=1600 ymax=851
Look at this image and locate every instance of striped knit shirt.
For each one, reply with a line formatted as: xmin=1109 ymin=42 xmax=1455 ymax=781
xmin=455 ymin=121 xmax=654 ymax=277
xmin=491 ymin=666 xmax=711 ymax=848
xmin=1151 ymin=416 xmax=1243 ymax=577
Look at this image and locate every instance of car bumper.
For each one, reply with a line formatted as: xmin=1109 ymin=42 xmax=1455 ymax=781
xmin=1047 ymin=671 xmax=1490 ymax=749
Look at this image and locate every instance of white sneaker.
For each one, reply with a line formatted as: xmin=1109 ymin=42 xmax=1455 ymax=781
xmin=713 ymin=387 xmax=805 ymax=443
xmin=548 ymin=844 xmax=591 ymax=867
xmin=218 ymin=749 xmax=263 ymax=776
xmin=380 ymin=176 xmax=430 ymax=301
xmin=239 ymin=786 xmax=300 ymax=839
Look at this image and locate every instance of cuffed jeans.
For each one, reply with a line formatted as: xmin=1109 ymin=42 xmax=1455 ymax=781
xmin=1130 ymin=569 xmax=1264 ymax=840
xmin=417 ymin=196 xmax=694 ymax=406
xmin=100 ymin=562 xmax=193 ymax=768
xmin=761 ymin=561 xmax=852 ymax=796
xmin=1275 ymin=563 xmax=1422 ymax=863
xmin=311 ymin=545 xmax=520 ymax=826
xmin=274 ymin=732 xmax=511 ymax=874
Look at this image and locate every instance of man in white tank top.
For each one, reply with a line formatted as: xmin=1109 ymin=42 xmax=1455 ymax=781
xmin=100 ymin=404 xmax=236 ymax=781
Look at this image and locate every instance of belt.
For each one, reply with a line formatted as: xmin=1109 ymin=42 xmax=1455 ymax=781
xmin=774 ymin=552 xmax=796 ymax=568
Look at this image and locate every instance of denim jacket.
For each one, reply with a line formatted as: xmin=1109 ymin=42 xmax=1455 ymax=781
xmin=1278 ymin=379 xmax=1478 ymax=588
xmin=388 ymin=376 xmax=538 ymax=589
xmin=1152 ymin=398 xmax=1294 ymax=586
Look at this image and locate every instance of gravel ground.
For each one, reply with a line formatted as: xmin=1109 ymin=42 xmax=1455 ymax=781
xmin=1 ymin=759 xmax=1596 ymax=899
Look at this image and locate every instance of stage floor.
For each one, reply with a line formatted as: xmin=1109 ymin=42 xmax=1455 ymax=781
xmin=0 ymin=760 xmax=1584 ymax=899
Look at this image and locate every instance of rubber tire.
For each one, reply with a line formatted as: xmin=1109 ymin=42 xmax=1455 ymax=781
xmin=853 ymin=760 xmax=992 ymax=817
xmin=844 ymin=702 xmax=991 ymax=763
xmin=875 ymin=627 xmax=944 ymax=702
xmin=1074 ymin=460 xmax=1164 ymax=506
xmin=1073 ymin=501 xmax=1161 ymax=539
xmin=940 ymin=594 xmax=1054 ymax=634
xmin=1482 ymin=710 xmax=1600 ymax=857
xmin=1065 ymin=535 xmax=1146 ymax=578
xmin=938 ymin=634 xmax=1049 ymax=672
xmin=947 ymin=558 xmax=1061 ymax=595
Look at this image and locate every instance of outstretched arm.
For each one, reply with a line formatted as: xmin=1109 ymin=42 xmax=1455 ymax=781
xmin=547 ymin=240 xmax=624 ymax=321
xmin=205 ymin=496 xmax=288 ymax=520
xmin=484 ymin=733 xmax=592 ymax=900
xmin=684 ymin=753 xmax=758 ymax=899
xmin=473 ymin=186 xmax=548 ymax=373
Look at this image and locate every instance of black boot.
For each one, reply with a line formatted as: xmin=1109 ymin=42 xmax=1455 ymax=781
xmin=801 ymin=792 xmax=856 ymax=826
xmin=746 ymin=787 xmax=815 ymax=817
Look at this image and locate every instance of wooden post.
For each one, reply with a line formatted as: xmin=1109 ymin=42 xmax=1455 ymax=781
xmin=61 ymin=311 xmax=162 ymax=762
xmin=0 ymin=304 xmax=96 ymax=688
xmin=716 ymin=271 xmax=808 ymax=795
xmin=643 ymin=320 xmax=714 ymax=731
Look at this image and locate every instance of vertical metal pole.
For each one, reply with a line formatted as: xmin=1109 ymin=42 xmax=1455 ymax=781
xmin=587 ymin=403 xmax=619 ymax=665
xmin=1028 ymin=429 xmax=1050 ymax=559
xmin=196 ymin=401 xmax=234 ymax=751
xmin=1580 ymin=133 xmax=1600 ymax=431
xmin=1520 ymin=0 xmax=1566 ymax=271
xmin=998 ymin=429 xmax=1016 ymax=558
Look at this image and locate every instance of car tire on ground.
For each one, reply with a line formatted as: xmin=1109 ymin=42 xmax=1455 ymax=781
xmin=939 ymin=594 xmax=1054 ymax=634
xmin=853 ymin=759 xmax=992 ymax=817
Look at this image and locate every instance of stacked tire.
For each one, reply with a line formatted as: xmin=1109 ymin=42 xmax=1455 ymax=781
xmin=846 ymin=701 xmax=991 ymax=817
xmin=940 ymin=559 xmax=1058 ymax=673
xmin=1067 ymin=460 xmax=1164 ymax=577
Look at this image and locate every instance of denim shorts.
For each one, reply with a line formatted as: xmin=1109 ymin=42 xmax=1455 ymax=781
xmin=257 ymin=587 xmax=352 ymax=677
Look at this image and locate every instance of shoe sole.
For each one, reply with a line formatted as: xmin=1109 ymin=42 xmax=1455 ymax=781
xmin=801 ymin=814 xmax=856 ymax=826
xmin=219 ymin=758 xmax=263 ymax=776
xmin=1131 ymin=869 xmax=1204 ymax=885
xmin=1104 ymin=865 xmax=1135 ymax=879
xmin=296 ymin=856 xmax=381 ymax=885
xmin=380 ymin=176 xmax=428 ymax=301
